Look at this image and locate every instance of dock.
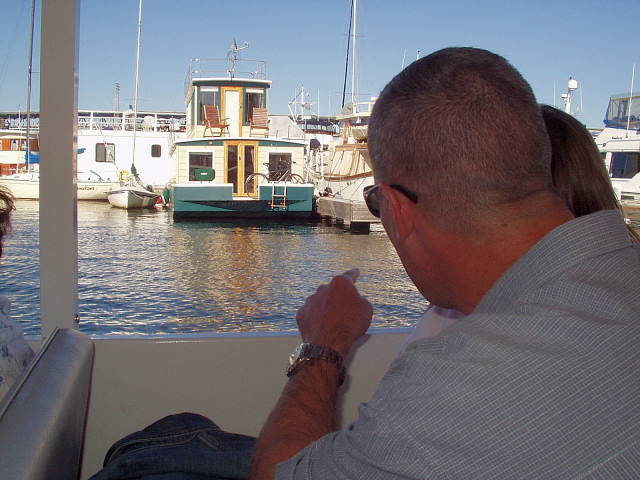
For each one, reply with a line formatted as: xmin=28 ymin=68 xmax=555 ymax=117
xmin=315 ymin=196 xmax=380 ymax=231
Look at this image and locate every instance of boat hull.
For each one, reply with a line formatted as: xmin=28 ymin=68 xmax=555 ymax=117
xmin=171 ymin=182 xmax=314 ymax=220
xmin=107 ymin=186 xmax=159 ymax=209
xmin=0 ymin=173 xmax=119 ymax=201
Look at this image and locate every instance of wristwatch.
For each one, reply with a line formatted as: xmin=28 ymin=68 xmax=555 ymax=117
xmin=286 ymin=342 xmax=346 ymax=386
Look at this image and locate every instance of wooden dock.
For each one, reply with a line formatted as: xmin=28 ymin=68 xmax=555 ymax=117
xmin=315 ymin=196 xmax=380 ymax=230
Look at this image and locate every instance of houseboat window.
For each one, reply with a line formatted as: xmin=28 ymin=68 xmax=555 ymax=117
xmin=268 ymin=152 xmax=292 ymax=181
xmin=189 ymin=152 xmax=213 ymax=181
xmin=245 ymin=89 xmax=265 ymax=124
xmin=244 ymin=145 xmax=255 ymax=191
xmin=151 ymin=144 xmax=161 ymax=158
xmin=227 ymin=145 xmax=238 ymax=192
xmin=610 ymin=152 xmax=640 ymax=179
xmin=199 ymin=87 xmax=219 ymax=124
xmin=96 ymin=143 xmax=116 ymax=163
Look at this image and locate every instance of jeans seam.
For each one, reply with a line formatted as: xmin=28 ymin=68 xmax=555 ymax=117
xmin=105 ymin=427 xmax=223 ymax=465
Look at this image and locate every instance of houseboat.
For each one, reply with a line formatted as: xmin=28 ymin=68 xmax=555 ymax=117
xmin=170 ymin=52 xmax=313 ymax=220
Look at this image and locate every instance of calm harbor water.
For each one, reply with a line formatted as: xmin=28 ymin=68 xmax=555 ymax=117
xmin=1 ymin=200 xmax=427 ymax=337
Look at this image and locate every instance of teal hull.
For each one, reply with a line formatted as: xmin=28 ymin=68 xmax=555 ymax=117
xmin=171 ymin=183 xmax=315 ymax=220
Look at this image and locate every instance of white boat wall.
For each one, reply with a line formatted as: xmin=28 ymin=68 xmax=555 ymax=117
xmin=0 ymin=169 xmax=120 ymax=201
xmin=594 ymin=92 xmax=640 ymax=200
xmin=0 ymin=111 xmax=186 ymax=199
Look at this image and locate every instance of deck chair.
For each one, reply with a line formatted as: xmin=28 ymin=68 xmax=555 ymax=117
xmin=202 ymin=105 xmax=229 ymax=137
xmin=250 ymin=108 xmax=269 ymax=137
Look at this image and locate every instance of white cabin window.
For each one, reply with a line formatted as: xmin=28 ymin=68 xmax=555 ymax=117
xmin=189 ymin=152 xmax=214 ymax=181
xmin=96 ymin=143 xmax=115 ymax=163
xmin=244 ymin=88 xmax=265 ymax=124
xmin=151 ymin=144 xmax=161 ymax=158
xmin=199 ymin=87 xmax=220 ymax=124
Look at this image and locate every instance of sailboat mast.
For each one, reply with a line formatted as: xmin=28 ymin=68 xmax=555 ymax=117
xmin=351 ymin=0 xmax=357 ymax=105
xmin=131 ymin=0 xmax=142 ymax=172
xmin=26 ymin=0 xmax=36 ymax=166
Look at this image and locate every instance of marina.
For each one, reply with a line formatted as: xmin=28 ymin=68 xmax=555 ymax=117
xmin=1 ymin=2 xmax=639 ymax=479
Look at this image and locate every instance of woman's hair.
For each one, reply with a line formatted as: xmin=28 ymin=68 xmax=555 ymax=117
xmin=0 ymin=186 xmax=15 ymax=258
xmin=541 ymin=104 xmax=640 ymax=241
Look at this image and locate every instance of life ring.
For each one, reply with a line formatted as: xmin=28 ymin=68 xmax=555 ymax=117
xmin=119 ymin=170 xmax=130 ymax=182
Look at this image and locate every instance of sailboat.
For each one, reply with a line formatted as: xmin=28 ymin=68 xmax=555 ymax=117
xmin=303 ymin=0 xmax=374 ymax=201
xmin=106 ymin=0 xmax=160 ymax=209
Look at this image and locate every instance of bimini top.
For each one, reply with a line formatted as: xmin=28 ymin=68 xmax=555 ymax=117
xmin=603 ymin=93 xmax=640 ymax=130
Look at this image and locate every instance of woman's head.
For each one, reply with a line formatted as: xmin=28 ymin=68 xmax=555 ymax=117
xmin=541 ymin=104 xmax=639 ymax=241
xmin=541 ymin=105 xmax=619 ymax=216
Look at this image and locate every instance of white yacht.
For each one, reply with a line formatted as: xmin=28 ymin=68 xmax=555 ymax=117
xmin=594 ymin=92 xmax=640 ymax=200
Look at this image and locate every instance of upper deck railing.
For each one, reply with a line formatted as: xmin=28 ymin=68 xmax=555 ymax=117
xmin=184 ymin=57 xmax=267 ymax=97
xmin=1 ymin=110 xmax=187 ymax=134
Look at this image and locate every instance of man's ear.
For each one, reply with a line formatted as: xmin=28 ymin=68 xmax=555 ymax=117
xmin=380 ymin=183 xmax=415 ymax=242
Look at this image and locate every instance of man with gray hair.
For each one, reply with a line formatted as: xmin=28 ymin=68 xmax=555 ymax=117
xmin=250 ymin=48 xmax=640 ymax=479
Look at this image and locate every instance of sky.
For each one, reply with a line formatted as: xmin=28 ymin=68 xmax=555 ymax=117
xmin=1 ymin=0 xmax=639 ymax=129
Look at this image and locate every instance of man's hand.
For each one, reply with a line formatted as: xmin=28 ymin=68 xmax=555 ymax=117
xmin=296 ymin=268 xmax=373 ymax=357
xmin=249 ymin=269 xmax=373 ymax=480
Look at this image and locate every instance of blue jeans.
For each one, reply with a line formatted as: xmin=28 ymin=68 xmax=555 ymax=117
xmin=88 ymin=412 xmax=256 ymax=480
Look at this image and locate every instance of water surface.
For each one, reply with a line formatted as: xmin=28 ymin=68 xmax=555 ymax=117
xmin=1 ymin=200 xmax=426 ymax=336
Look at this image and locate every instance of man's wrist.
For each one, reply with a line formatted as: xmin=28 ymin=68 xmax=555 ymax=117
xmin=286 ymin=343 xmax=347 ymax=385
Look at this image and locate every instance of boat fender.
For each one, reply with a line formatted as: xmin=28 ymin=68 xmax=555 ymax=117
xmin=119 ymin=170 xmax=130 ymax=182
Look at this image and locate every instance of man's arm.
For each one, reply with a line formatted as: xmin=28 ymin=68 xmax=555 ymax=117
xmin=249 ymin=268 xmax=373 ymax=480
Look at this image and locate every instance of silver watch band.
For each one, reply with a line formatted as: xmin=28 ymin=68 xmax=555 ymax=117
xmin=286 ymin=342 xmax=346 ymax=385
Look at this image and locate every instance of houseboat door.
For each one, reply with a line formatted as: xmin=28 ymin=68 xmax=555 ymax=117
xmin=225 ymin=141 xmax=258 ymax=196
xmin=222 ymin=87 xmax=243 ymax=137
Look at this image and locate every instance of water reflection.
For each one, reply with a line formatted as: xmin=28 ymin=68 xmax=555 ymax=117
xmin=2 ymin=200 xmax=427 ymax=336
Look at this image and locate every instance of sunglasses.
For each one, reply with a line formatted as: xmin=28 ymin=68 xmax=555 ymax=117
xmin=363 ymin=184 xmax=419 ymax=218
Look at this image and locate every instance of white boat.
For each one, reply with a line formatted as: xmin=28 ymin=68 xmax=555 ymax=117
xmin=302 ymin=0 xmax=375 ymax=201
xmin=170 ymin=44 xmax=312 ymax=220
xmin=594 ymin=92 xmax=640 ymax=200
xmin=0 ymin=169 xmax=120 ymax=201
xmin=106 ymin=183 xmax=159 ymax=209
xmin=106 ymin=0 xmax=159 ymax=210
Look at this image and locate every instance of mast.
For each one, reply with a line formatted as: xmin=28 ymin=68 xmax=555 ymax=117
xmin=626 ymin=63 xmax=635 ymax=137
xmin=26 ymin=0 xmax=36 ymax=167
xmin=350 ymin=0 xmax=357 ymax=105
xmin=131 ymin=0 xmax=142 ymax=176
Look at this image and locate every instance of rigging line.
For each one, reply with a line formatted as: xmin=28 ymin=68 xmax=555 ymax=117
xmin=341 ymin=0 xmax=354 ymax=108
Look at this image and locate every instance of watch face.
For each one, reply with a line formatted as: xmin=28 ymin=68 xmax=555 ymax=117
xmin=288 ymin=343 xmax=305 ymax=369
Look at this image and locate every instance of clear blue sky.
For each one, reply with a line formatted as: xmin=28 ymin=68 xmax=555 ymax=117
xmin=1 ymin=0 xmax=639 ymax=128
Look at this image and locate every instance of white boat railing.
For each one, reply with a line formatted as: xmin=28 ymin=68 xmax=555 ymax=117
xmin=184 ymin=57 xmax=267 ymax=96
xmin=2 ymin=110 xmax=187 ymax=134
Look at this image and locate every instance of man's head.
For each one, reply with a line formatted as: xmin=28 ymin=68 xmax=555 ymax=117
xmin=368 ymin=47 xmax=553 ymax=234
xmin=0 ymin=186 xmax=15 ymax=259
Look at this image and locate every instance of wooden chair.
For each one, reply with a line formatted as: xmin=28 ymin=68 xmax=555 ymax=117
xmin=250 ymin=108 xmax=269 ymax=137
xmin=202 ymin=105 xmax=229 ymax=137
